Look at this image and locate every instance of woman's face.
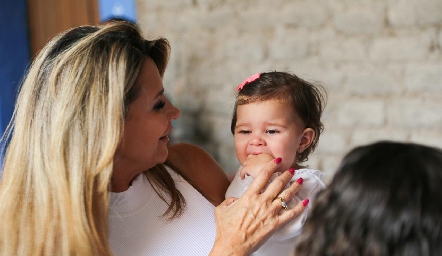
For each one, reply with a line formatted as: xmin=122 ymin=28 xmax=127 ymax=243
xmin=114 ymin=57 xmax=180 ymax=177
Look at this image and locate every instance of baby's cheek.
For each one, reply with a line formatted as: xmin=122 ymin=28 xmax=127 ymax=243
xmin=279 ymin=160 xmax=296 ymax=173
xmin=237 ymin=153 xmax=248 ymax=166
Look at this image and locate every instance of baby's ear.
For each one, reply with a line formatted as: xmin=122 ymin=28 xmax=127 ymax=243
xmin=299 ymin=128 xmax=315 ymax=152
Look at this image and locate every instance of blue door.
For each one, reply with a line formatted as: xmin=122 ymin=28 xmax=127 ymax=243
xmin=0 ymin=0 xmax=30 ymax=171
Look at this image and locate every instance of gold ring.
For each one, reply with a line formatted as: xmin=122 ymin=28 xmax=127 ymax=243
xmin=274 ymin=197 xmax=288 ymax=210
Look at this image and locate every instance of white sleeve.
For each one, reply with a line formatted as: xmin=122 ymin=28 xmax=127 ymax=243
xmin=269 ymin=168 xmax=326 ymax=241
xmin=225 ymin=166 xmax=254 ymax=199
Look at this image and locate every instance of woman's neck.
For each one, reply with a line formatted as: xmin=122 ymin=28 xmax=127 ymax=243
xmin=111 ymin=162 xmax=142 ymax=192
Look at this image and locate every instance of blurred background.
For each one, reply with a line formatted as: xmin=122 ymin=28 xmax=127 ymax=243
xmin=1 ymin=0 xmax=442 ymax=182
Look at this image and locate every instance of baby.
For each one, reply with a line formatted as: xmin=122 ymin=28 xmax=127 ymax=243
xmin=225 ymin=71 xmax=327 ymax=256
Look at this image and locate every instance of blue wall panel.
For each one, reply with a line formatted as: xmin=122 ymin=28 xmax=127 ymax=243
xmin=0 ymin=0 xmax=30 ymax=169
xmin=98 ymin=0 xmax=137 ymax=23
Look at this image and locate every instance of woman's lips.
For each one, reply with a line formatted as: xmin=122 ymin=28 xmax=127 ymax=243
xmin=159 ymin=134 xmax=169 ymax=142
xmin=160 ymin=128 xmax=172 ymax=142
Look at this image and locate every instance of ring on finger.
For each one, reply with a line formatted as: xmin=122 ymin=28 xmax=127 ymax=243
xmin=274 ymin=197 xmax=288 ymax=210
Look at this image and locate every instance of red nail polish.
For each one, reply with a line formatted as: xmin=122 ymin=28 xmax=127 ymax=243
xmin=289 ymin=168 xmax=295 ymax=174
xmin=274 ymin=157 xmax=282 ymax=164
xmin=302 ymin=199 xmax=309 ymax=207
xmin=296 ymin=177 xmax=303 ymax=185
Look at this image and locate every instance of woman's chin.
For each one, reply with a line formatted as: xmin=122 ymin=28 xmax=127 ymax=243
xmin=156 ymin=148 xmax=169 ymax=164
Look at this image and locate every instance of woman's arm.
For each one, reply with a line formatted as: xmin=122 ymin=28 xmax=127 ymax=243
xmin=167 ymin=143 xmax=231 ymax=206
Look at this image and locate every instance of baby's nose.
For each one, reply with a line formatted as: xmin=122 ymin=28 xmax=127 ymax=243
xmin=249 ymin=136 xmax=266 ymax=146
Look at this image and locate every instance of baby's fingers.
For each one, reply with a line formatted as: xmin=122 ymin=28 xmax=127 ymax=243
xmin=240 ymin=168 xmax=247 ymax=180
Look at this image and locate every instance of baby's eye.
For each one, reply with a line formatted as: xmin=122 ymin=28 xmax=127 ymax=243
xmin=238 ymin=130 xmax=251 ymax=134
xmin=266 ymin=129 xmax=279 ymax=135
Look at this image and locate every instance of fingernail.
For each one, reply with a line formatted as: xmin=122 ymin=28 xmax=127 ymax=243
xmin=274 ymin=157 xmax=282 ymax=164
xmin=289 ymin=168 xmax=295 ymax=174
xmin=302 ymin=199 xmax=309 ymax=207
xmin=296 ymin=177 xmax=303 ymax=185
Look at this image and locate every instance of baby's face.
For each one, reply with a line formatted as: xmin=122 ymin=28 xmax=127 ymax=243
xmin=233 ymin=99 xmax=305 ymax=172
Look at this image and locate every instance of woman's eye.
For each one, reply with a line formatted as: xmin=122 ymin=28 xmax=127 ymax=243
xmin=153 ymin=100 xmax=165 ymax=110
xmin=266 ymin=129 xmax=279 ymax=135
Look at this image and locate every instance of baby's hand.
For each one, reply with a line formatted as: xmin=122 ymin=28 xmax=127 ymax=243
xmin=240 ymin=153 xmax=274 ymax=179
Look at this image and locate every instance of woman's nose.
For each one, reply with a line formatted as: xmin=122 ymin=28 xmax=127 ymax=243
xmin=167 ymin=99 xmax=181 ymax=120
xmin=170 ymin=105 xmax=180 ymax=120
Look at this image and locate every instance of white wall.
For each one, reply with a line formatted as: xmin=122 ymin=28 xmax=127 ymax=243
xmin=137 ymin=0 xmax=442 ymax=182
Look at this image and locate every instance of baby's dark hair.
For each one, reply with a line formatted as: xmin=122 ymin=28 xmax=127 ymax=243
xmin=231 ymin=71 xmax=327 ymax=162
xmin=296 ymin=141 xmax=442 ymax=256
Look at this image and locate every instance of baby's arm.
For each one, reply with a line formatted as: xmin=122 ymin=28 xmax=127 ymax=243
xmin=239 ymin=153 xmax=274 ymax=179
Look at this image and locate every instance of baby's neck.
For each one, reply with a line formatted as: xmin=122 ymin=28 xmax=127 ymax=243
xmin=294 ymin=163 xmax=305 ymax=169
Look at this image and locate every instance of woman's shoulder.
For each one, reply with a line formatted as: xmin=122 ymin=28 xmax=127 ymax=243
xmin=167 ymin=143 xmax=217 ymax=170
xmin=167 ymin=143 xmax=230 ymax=206
xmin=168 ymin=143 xmax=209 ymax=158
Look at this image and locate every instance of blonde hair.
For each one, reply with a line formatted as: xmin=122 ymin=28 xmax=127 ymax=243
xmin=0 ymin=22 xmax=172 ymax=255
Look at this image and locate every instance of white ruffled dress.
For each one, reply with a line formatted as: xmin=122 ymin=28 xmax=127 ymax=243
xmin=225 ymin=167 xmax=326 ymax=256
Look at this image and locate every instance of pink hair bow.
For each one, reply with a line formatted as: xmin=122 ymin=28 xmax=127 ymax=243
xmin=237 ymin=73 xmax=261 ymax=91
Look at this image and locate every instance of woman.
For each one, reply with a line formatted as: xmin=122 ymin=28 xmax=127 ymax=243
xmin=0 ymin=22 xmax=306 ymax=255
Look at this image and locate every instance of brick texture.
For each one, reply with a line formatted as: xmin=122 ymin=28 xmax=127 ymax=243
xmin=137 ymin=0 xmax=442 ymax=181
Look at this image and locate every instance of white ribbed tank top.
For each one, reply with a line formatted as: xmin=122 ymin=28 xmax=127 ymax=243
xmin=108 ymin=166 xmax=216 ymax=256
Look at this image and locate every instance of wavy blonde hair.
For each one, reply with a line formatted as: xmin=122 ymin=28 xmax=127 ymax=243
xmin=0 ymin=22 xmax=172 ymax=255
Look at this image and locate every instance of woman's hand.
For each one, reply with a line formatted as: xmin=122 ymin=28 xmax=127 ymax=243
xmin=209 ymin=158 xmax=306 ymax=256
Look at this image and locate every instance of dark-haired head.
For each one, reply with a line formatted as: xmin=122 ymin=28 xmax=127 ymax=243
xmin=296 ymin=141 xmax=442 ymax=256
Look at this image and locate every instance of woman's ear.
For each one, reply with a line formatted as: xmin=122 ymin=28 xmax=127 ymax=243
xmin=299 ymin=128 xmax=315 ymax=152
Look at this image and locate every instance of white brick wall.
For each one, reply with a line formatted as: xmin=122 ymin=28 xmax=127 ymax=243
xmin=137 ymin=0 xmax=442 ymax=181
xmin=333 ymin=4 xmax=385 ymax=35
